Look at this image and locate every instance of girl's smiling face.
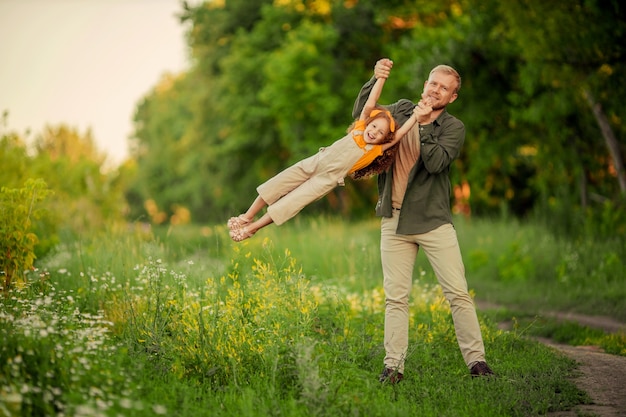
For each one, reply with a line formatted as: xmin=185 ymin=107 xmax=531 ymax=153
xmin=364 ymin=117 xmax=390 ymax=144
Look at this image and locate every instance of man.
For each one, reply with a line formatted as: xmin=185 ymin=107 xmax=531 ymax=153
xmin=352 ymin=59 xmax=494 ymax=382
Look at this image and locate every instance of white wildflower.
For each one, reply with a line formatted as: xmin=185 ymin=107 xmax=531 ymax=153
xmin=119 ymin=398 xmax=133 ymax=409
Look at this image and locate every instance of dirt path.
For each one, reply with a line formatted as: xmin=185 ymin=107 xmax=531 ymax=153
xmin=542 ymin=339 xmax=626 ymax=417
xmin=478 ymin=303 xmax=626 ymax=416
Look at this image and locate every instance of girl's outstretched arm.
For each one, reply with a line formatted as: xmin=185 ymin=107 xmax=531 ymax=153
xmin=359 ymin=77 xmax=386 ymax=121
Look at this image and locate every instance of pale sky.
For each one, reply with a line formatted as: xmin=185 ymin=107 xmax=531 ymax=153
xmin=0 ymin=0 xmax=194 ymax=166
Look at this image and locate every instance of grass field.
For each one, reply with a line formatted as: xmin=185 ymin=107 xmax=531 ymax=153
xmin=1 ymin=215 xmax=624 ymax=416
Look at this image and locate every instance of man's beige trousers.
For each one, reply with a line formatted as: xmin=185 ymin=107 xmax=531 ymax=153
xmin=380 ymin=213 xmax=486 ymax=373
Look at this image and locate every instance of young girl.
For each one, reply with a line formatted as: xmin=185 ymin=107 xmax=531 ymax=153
xmin=228 ymin=73 xmax=430 ymax=242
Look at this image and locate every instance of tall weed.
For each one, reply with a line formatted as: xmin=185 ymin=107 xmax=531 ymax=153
xmin=0 ymin=179 xmax=53 ymax=291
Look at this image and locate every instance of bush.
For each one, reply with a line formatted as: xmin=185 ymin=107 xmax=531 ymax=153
xmin=0 ymin=179 xmax=53 ymax=291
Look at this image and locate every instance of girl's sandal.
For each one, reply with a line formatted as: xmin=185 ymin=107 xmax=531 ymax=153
xmin=227 ymin=215 xmax=251 ymax=230
xmin=229 ymin=226 xmax=255 ymax=242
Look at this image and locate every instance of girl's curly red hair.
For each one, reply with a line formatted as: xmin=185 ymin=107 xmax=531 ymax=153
xmin=348 ymin=105 xmax=400 ymax=180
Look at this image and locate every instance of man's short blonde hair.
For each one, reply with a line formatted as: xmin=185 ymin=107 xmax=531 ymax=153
xmin=429 ymin=65 xmax=461 ymax=94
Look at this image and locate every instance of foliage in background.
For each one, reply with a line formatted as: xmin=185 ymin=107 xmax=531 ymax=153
xmin=127 ymin=0 xmax=625 ymax=240
xmin=0 ymin=117 xmax=129 ymax=256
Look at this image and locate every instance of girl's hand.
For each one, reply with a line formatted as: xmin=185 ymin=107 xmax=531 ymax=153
xmin=414 ymin=98 xmax=433 ymax=124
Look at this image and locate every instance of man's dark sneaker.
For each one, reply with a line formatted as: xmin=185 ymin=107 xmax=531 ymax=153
xmin=470 ymin=361 xmax=495 ymax=377
xmin=379 ymin=367 xmax=403 ymax=384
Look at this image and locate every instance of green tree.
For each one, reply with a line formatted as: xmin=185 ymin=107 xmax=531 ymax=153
xmin=129 ymin=73 xmax=201 ymax=222
xmin=496 ymin=0 xmax=626 ymax=234
xmin=132 ymin=0 xmax=415 ymax=222
xmin=1 ymin=118 xmax=128 ymax=254
xmin=31 ymin=125 xmax=126 ymax=233
xmin=129 ymin=0 xmax=625 ymax=237
xmin=0 ymin=114 xmax=30 ymax=188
